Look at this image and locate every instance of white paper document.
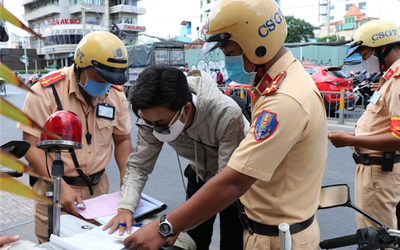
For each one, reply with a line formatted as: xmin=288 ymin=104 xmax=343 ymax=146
xmin=50 ymin=225 xmax=138 ymax=250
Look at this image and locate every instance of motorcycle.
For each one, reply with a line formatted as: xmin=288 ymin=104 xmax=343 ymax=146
xmin=319 ymin=184 xmax=400 ymax=250
xmin=346 ymin=71 xmax=382 ymax=111
xmin=26 ymin=74 xmax=40 ymax=88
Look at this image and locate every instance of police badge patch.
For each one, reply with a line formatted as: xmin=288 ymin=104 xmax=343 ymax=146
xmin=253 ymin=110 xmax=278 ymax=141
xmin=113 ymin=48 xmax=125 ymax=59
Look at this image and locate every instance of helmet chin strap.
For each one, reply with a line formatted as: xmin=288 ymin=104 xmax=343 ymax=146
xmin=376 ymin=45 xmax=394 ymax=71
xmin=253 ymin=65 xmax=265 ymax=87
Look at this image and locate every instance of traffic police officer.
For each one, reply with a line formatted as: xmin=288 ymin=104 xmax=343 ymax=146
xmin=17 ymin=31 xmax=133 ymax=243
xmin=328 ymin=20 xmax=400 ymax=230
xmin=122 ymin=0 xmax=327 ymax=249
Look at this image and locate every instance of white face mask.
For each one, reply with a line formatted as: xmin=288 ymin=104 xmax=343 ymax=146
xmin=153 ymin=107 xmax=186 ymax=142
xmin=361 ymin=51 xmax=380 ymax=73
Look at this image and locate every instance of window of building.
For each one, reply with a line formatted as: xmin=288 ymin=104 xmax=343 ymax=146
xmin=345 ymin=4 xmax=352 ymax=11
xmin=330 ymin=16 xmax=334 ymax=20
xmin=330 ymin=5 xmax=335 ymax=10
xmin=31 ymin=6 xmax=37 ymax=11
xmin=358 ymin=2 xmax=366 ymax=10
xmin=44 ymin=1 xmax=51 ymax=6
xmin=52 ymin=0 xmax=59 ymax=5
xmin=124 ymin=17 xmax=134 ymax=24
xmin=38 ymin=4 xmax=44 ymax=8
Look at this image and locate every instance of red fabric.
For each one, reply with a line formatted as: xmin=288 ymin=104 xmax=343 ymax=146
xmin=217 ymin=72 xmax=224 ymax=85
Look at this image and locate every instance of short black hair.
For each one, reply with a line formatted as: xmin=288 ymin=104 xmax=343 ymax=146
xmin=129 ymin=65 xmax=192 ymax=116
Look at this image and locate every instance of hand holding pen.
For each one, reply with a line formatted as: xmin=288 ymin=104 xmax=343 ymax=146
xmin=103 ymin=209 xmax=137 ymax=235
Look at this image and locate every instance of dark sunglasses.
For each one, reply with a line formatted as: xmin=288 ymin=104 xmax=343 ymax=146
xmin=135 ymin=108 xmax=182 ymax=135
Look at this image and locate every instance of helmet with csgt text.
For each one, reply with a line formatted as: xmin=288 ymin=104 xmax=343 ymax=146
xmin=74 ymin=31 xmax=128 ymax=85
xmin=346 ymin=20 xmax=400 ymax=58
xmin=200 ymin=0 xmax=287 ymax=65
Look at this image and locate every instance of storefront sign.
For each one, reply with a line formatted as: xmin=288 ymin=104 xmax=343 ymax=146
xmin=45 ymin=18 xmax=82 ymax=26
xmin=123 ymin=25 xmax=146 ymax=31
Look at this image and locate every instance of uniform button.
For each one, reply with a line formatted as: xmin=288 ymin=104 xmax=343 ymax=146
xmin=86 ymin=171 xmax=90 ymax=174
xmin=107 ymin=124 xmax=110 ymax=128
xmin=88 ymin=150 xmax=91 ymax=154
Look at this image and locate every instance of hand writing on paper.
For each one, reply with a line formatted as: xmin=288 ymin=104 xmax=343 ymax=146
xmin=103 ymin=209 xmax=135 ymax=235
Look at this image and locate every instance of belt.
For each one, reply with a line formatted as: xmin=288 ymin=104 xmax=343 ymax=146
xmin=62 ymin=169 xmax=105 ymax=186
xmin=247 ymin=215 xmax=314 ymax=236
xmin=352 ymin=153 xmax=400 ymax=165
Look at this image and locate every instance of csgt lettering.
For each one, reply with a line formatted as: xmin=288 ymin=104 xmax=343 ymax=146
xmin=371 ymin=29 xmax=398 ymax=42
xmin=75 ymin=49 xmax=85 ymax=61
xmin=258 ymin=9 xmax=284 ymax=38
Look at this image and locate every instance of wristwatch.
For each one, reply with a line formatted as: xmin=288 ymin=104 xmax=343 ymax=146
xmin=158 ymin=214 xmax=177 ymax=237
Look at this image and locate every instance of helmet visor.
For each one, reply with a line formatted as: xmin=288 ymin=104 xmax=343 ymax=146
xmin=92 ymin=60 xmax=128 ymax=85
xmin=199 ymin=33 xmax=231 ymax=57
xmin=346 ymin=40 xmax=363 ymax=58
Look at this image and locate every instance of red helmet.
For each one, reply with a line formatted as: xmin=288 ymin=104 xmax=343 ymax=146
xmin=349 ymin=71 xmax=355 ymax=76
xmin=185 ymin=68 xmax=189 ymax=72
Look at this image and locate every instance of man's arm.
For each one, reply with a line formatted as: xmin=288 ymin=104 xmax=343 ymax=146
xmin=112 ymin=133 xmax=132 ymax=186
xmin=23 ymin=132 xmax=84 ymax=216
xmin=328 ymin=130 xmax=400 ymax=151
xmin=123 ymin=166 xmax=256 ymax=249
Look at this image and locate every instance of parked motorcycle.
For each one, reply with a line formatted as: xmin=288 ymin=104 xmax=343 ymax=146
xmin=346 ymin=71 xmax=382 ymax=111
xmin=319 ymin=184 xmax=400 ymax=249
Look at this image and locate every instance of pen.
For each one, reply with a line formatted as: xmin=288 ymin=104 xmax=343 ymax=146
xmin=118 ymin=222 xmax=143 ymax=227
xmin=75 ymin=204 xmax=86 ymax=208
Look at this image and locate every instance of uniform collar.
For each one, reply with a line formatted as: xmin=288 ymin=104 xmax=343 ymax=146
xmin=254 ymin=51 xmax=295 ymax=95
xmin=381 ymin=58 xmax=400 ymax=83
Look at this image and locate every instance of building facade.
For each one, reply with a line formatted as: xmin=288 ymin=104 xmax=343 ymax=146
xmin=22 ymin=0 xmax=146 ymax=67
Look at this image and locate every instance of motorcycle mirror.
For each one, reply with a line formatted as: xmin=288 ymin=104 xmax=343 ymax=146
xmin=319 ymin=184 xmax=350 ymax=209
xmin=319 ymin=184 xmax=384 ymax=227
xmin=1 ymin=140 xmax=31 ymax=159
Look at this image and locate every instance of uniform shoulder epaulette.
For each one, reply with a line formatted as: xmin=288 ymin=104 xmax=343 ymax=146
xmin=111 ymin=84 xmax=124 ymax=91
xmin=393 ymin=66 xmax=400 ymax=78
xmin=261 ymin=71 xmax=287 ymax=96
xmin=39 ymin=71 xmax=66 ymax=87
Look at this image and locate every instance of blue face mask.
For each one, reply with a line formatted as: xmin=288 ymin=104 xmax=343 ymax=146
xmin=225 ymin=54 xmax=256 ymax=85
xmin=78 ymin=70 xmax=111 ymax=97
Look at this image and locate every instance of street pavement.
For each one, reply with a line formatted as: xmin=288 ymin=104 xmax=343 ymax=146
xmin=0 ymin=83 xmax=360 ymax=249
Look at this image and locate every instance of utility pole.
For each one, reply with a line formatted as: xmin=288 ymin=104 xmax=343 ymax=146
xmin=327 ymin=0 xmax=331 ymax=42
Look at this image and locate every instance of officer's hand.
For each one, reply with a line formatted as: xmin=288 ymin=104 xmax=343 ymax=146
xmin=327 ymin=130 xmax=353 ymax=148
xmin=123 ymin=220 xmax=167 ymax=250
xmin=0 ymin=234 xmax=19 ymax=247
xmin=103 ymin=209 xmax=134 ymax=236
xmin=370 ymin=82 xmax=380 ymax=92
xmin=60 ymin=183 xmax=83 ymax=217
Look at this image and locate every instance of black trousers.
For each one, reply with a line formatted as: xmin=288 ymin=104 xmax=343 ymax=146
xmin=184 ymin=165 xmax=244 ymax=250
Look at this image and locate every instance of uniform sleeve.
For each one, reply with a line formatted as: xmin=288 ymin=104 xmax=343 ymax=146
xmin=216 ymin=106 xmax=247 ymax=173
xmin=118 ymin=129 xmax=163 ymax=212
xmin=112 ymin=91 xmax=132 ymax=135
xmin=386 ymin=78 xmax=400 ymax=138
xmin=228 ymin=94 xmax=309 ymax=182
xmin=16 ymin=84 xmax=56 ymax=137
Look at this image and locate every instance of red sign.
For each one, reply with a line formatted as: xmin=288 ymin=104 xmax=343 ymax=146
xmin=46 ymin=18 xmax=82 ymax=26
xmin=123 ymin=25 xmax=146 ymax=31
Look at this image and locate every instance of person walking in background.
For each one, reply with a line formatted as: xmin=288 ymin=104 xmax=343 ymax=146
xmin=17 ymin=31 xmax=132 ymax=243
xmin=215 ymin=68 xmax=224 ymax=85
xmin=328 ymin=20 xmax=400 ymax=230
xmin=210 ymin=67 xmax=217 ymax=82
xmin=122 ymin=0 xmax=327 ymax=249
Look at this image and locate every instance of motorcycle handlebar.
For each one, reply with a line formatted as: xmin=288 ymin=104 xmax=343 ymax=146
xmin=320 ymin=234 xmax=358 ymax=249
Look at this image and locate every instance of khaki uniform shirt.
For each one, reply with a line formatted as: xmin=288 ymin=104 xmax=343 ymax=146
xmin=17 ymin=66 xmax=132 ymax=177
xmin=118 ymin=72 xmax=248 ymax=212
xmin=355 ymin=58 xmax=400 ymax=155
xmin=228 ymin=51 xmax=327 ymax=225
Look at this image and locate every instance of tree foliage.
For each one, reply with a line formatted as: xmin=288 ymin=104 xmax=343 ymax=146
xmin=284 ymin=15 xmax=315 ymax=43
xmin=317 ymin=35 xmax=342 ymax=43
